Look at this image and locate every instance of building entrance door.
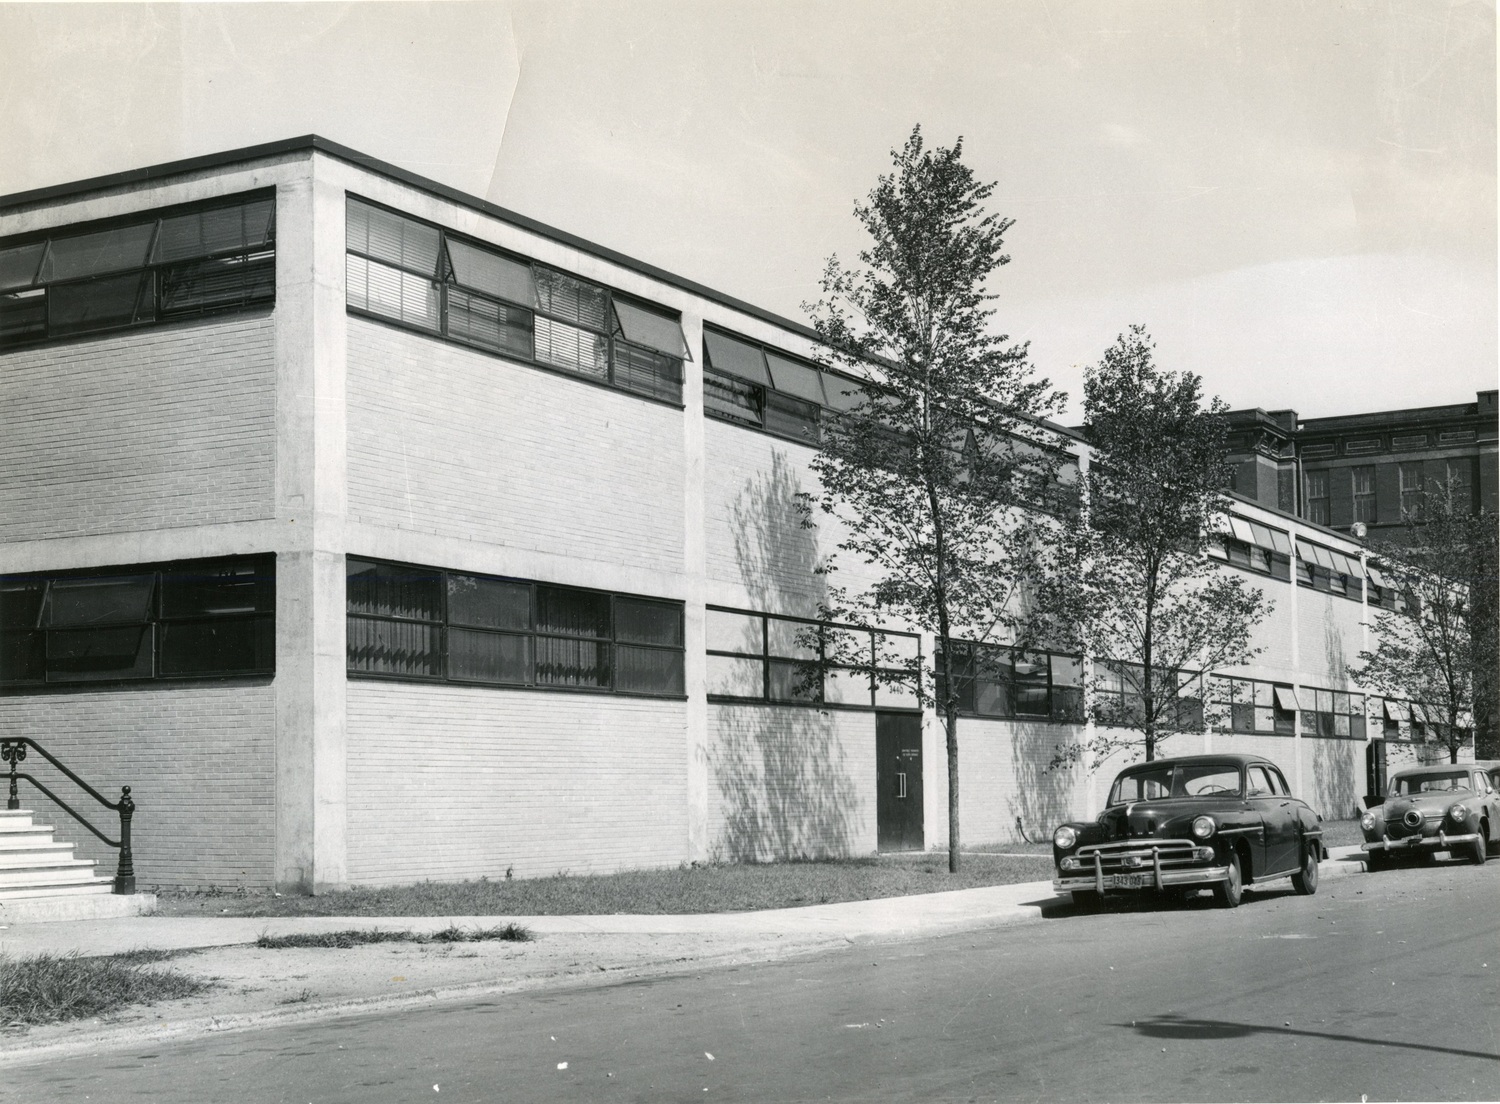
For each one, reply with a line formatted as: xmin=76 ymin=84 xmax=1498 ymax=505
xmin=876 ymin=712 xmax=923 ymax=852
xmin=1365 ymin=740 xmax=1388 ymax=804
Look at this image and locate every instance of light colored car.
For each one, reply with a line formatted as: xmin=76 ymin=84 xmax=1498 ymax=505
xmin=1360 ymin=764 xmax=1499 ymax=870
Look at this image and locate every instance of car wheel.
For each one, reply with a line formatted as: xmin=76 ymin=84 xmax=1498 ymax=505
xmin=1469 ymin=827 xmax=1487 ymax=866
xmin=1292 ymin=843 xmax=1320 ymax=895
xmin=1212 ymin=849 xmax=1243 ymax=909
xmin=1070 ymin=889 xmax=1101 ymax=909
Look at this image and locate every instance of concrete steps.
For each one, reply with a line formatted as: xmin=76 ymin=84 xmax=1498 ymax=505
xmin=0 ymin=808 xmax=155 ymax=922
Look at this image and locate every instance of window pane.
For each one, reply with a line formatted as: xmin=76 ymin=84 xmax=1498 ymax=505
xmin=49 ymin=271 xmax=153 ymax=335
xmin=345 ymin=200 xmax=440 ymax=276
xmin=0 ymin=580 xmax=45 ymax=630
xmin=766 ymin=617 xmax=817 ymax=660
xmin=1232 ymin=703 xmax=1255 ymax=732
xmin=536 ymin=637 xmax=610 ymax=688
xmin=0 ymin=242 xmax=45 ymax=291
xmin=1052 ymin=685 xmax=1085 ymax=723
xmin=704 ymin=373 xmax=763 ymax=424
xmin=160 ymin=255 xmax=275 ymax=315
xmin=974 ymin=675 xmax=1011 ymax=717
xmin=447 ymin=575 xmax=530 ymax=630
xmin=615 ymin=597 xmax=682 ymax=647
xmin=821 ymin=371 xmax=868 ymax=412
xmin=533 ymin=267 xmax=609 ymax=331
xmin=762 ymin=391 xmax=820 ymax=444
xmin=536 ymin=586 xmax=610 ymax=638
xmin=45 ymin=575 xmax=154 ymax=627
xmin=46 ymin=625 xmax=153 ymax=682
xmin=448 ymin=628 xmax=530 ymax=684
xmin=612 ymin=343 xmax=683 ymax=403
xmin=1334 ymin=713 xmax=1351 ymax=737
xmin=160 ymin=560 xmax=274 ymax=618
xmin=1050 ymin=654 xmax=1083 ymax=688
xmin=160 ymin=618 xmax=273 ymax=676
xmin=612 ymin=299 xmax=688 ymax=357
xmin=346 ymin=560 xmax=442 ymax=621
xmin=765 ymin=353 xmax=827 ymax=404
xmin=346 ymin=255 xmax=439 ymax=331
xmin=154 ymin=199 xmax=276 ymax=262
xmin=0 ymin=630 xmax=45 ymax=682
xmin=703 ymin=330 xmax=769 ymax=385
xmin=875 ymin=676 xmax=919 ymax=708
xmin=1254 ymin=706 xmax=1276 ymax=732
xmin=346 ymin=616 xmax=441 ymax=678
xmin=0 ymin=288 xmax=47 ymax=341
xmin=824 ymin=666 xmax=871 ymax=705
xmin=769 ymin=658 xmax=820 ymax=702
xmin=876 ymin=632 xmax=920 ymax=666
xmin=707 ymin=654 xmax=763 ymax=697
xmin=446 ymin=288 xmax=533 ymax=358
xmin=707 ymin=609 xmax=763 ymax=654
xmin=616 ymin=645 xmax=684 ymax=695
xmin=40 ymin=223 xmax=155 ymax=281
xmin=446 ymin=239 xmax=536 ymax=304
xmin=534 ymin=315 xmax=609 ymax=379
xmin=1253 ymin=682 xmax=1273 ymax=707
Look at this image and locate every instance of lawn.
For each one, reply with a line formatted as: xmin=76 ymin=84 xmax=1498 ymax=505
xmin=154 ymin=846 xmax=1055 ymax=918
xmin=0 ymin=951 xmax=209 ymax=1027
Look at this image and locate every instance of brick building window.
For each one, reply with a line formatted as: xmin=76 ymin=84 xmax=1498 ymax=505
xmin=347 ymin=558 xmax=684 ymax=697
xmin=1298 ymin=687 xmax=1366 ymax=739
xmin=0 ymin=192 xmax=276 ymax=350
xmin=1398 ymin=461 xmax=1425 ymax=518
xmin=1 ymin=556 xmax=275 ymax=687
xmin=934 ymin=640 xmax=1085 ymax=723
xmin=345 ymin=198 xmax=688 ymax=404
xmin=1303 ymin=469 xmax=1330 ymax=525
xmin=702 ymin=326 xmax=869 ymax=446
xmin=1445 ymin=458 xmax=1475 ymax=513
xmin=1207 ymin=677 xmax=1296 ymax=735
xmin=1352 ymin=465 xmax=1377 ymax=524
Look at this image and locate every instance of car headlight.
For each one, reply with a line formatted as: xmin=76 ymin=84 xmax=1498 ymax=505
xmin=1191 ymin=815 xmax=1216 ymax=840
xmin=1449 ymin=804 xmax=1469 ymax=823
xmin=1360 ymin=812 xmax=1377 ymax=831
xmin=1053 ymin=825 xmax=1078 ymax=850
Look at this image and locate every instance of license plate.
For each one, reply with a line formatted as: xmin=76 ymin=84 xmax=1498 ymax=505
xmin=1108 ymin=873 xmax=1149 ymax=889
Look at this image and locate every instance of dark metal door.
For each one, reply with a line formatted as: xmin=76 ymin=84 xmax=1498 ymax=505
xmin=1366 ymin=740 xmax=1388 ymax=804
xmin=876 ymin=712 xmax=923 ymax=852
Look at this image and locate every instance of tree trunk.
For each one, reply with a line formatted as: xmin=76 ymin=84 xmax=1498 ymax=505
xmin=946 ymin=701 xmax=960 ymax=874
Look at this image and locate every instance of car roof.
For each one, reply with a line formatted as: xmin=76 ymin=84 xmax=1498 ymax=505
xmin=1114 ymin=753 xmax=1276 ymax=771
xmin=1389 ymin=763 xmax=1480 ymax=778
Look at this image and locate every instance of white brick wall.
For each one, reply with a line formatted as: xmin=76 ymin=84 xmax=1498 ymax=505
xmin=0 ymin=685 xmax=276 ymax=887
xmin=345 ymin=319 xmax=685 ymax=577
xmin=954 ymin=717 xmax=1093 ymax=843
xmin=0 ymin=314 xmax=276 ymax=540
xmin=706 ymin=704 xmax=876 ymax=860
xmin=345 ymin=681 xmax=688 ymax=883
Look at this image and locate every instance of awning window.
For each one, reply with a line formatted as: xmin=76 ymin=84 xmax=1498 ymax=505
xmin=766 ymin=352 xmax=828 ymax=405
xmin=1385 ymin=700 xmax=1410 ymax=723
xmin=704 ymin=330 xmax=769 ymax=385
xmin=1229 ymin=518 xmax=1256 ymax=544
xmin=1274 ymin=686 xmax=1304 ymax=712
xmin=613 ymin=299 xmax=690 ymax=359
xmin=447 ymin=239 xmax=537 ymax=307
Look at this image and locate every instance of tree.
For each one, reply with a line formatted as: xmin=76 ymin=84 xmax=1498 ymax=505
xmin=802 ymin=127 xmax=1064 ymax=873
xmin=1041 ymin=327 xmax=1273 ymax=765
xmin=1352 ymin=476 xmax=1497 ymax=764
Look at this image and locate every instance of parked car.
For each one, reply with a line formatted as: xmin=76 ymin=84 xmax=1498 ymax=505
xmin=1052 ymin=753 xmax=1325 ymax=909
xmin=1360 ymin=763 xmax=1498 ymax=869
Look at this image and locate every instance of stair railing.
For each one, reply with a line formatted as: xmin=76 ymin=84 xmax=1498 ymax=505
xmin=1 ymin=737 xmax=136 ymax=894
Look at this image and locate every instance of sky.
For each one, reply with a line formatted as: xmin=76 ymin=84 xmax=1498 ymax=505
xmin=0 ymin=0 xmax=1493 ymax=422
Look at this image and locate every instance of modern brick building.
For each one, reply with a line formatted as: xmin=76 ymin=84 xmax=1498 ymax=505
xmin=0 ymin=137 xmax=1471 ymax=891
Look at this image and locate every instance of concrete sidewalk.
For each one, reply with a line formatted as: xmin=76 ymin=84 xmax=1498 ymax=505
xmin=0 ymin=847 xmax=1371 ymax=1065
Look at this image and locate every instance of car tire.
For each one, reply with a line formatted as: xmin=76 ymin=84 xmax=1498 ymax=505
xmin=1070 ymin=889 xmax=1101 ymax=909
xmin=1212 ymin=849 xmax=1243 ymax=908
xmin=1468 ymin=827 xmax=1487 ymax=866
xmin=1292 ymin=843 xmax=1320 ymax=895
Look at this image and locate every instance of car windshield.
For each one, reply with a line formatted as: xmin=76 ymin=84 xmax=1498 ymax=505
xmin=1392 ymin=772 xmax=1471 ymax=796
xmin=1108 ymin=763 xmax=1242 ymax=805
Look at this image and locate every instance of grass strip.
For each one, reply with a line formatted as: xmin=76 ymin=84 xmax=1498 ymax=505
xmin=255 ymin=923 xmax=531 ymax=949
xmin=0 ymin=951 xmax=209 ymax=1028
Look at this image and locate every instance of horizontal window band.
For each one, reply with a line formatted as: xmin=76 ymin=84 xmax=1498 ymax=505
xmin=706 ymin=694 xmax=919 ymax=715
xmin=348 ymin=670 xmax=686 ymax=702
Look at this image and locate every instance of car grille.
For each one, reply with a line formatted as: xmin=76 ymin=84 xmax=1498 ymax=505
xmin=1073 ymin=839 xmax=1205 ymax=876
xmin=1385 ymin=809 xmax=1441 ymax=838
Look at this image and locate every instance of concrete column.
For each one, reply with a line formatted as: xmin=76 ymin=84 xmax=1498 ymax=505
xmin=680 ymin=312 xmax=710 ymax=861
xmin=272 ymin=154 xmax=349 ymax=892
xmin=1289 ymin=531 xmax=1303 ymax=797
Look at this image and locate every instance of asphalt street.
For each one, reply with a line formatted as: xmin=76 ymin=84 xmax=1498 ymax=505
xmin=13 ymin=860 xmax=1500 ymax=1103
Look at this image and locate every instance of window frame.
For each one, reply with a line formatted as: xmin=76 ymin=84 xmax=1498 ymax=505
xmin=1 ymin=191 xmax=277 ymax=351
xmin=1 ymin=555 xmax=276 ymax=689
xmin=935 ymin=639 xmax=1087 ymax=724
xmin=344 ymin=196 xmax=687 ymax=407
xmin=345 ymin=556 xmax=685 ymax=699
xmin=1207 ymin=676 xmax=1297 ymax=736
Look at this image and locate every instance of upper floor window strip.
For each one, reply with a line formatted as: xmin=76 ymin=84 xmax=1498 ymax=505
xmin=0 ymin=192 xmax=276 ymax=349
xmin=344 ymin=197 xmax=689 ymax=405
xmin=702 ymin=325 xmax=868 ymax=445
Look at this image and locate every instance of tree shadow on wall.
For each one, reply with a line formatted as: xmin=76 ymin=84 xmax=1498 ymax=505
xmin=1010 ymin=722 xmax=1083 ymax=842
xmin=713 ymin=452 xmax=859 ymax=861
xmin=1311 ymin=734 xmax=1361 ymax=821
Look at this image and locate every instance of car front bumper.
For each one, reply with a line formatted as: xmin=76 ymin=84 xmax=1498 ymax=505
xmin=1054 ymin=864 xmax=1230 ymax=894
xmin=1363 ymin=831 xmax=1479 ymax=854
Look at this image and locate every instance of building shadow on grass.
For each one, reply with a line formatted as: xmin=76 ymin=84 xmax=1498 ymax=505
xmin=711 ymin=451 xmax=860 ymax=862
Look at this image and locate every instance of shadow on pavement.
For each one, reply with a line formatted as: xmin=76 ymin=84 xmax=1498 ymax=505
xmin=1120 ymin=1014 xmax=1500 ymax=1062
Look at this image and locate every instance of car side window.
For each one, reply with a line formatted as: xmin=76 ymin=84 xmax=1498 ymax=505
xmin=1246 ymin=767 xmax=1271 ymax=797
xmin=1268 ymin=767 xmax=1290 ymax=796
